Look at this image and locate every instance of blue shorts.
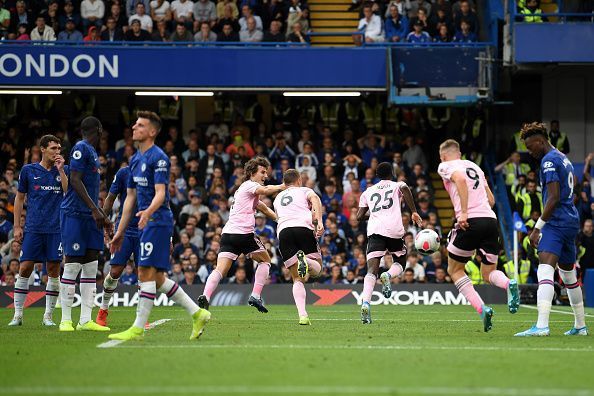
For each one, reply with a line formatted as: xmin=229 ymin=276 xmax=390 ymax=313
xmin=20 ymin=232 xmax=63 ymax=263
xmin=538 ymin=224 xmax=579 ymax=265
xmin=138 ymin=224 xmax=173 ymax=271
xmin=60 ymin=212 xmax=104 ymax=256
xmin=110 ymin=235 xmax=140 ymax=266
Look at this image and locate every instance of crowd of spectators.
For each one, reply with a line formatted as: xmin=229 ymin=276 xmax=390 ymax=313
xmin=355 ymin=0 xmax=480 ymax=44
xmin=0 ymin=0 xmax=312 ymax=43
xmin=0 ymin=96 xmax=492 ymax=289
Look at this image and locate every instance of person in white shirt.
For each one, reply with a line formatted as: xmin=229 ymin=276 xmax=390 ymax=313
xmin=128 ymin=2 xmax=153 ymax=32
xmin=238 ymin=5 xmax=262 ymax=32
xmin=239 ymin=16 xmax=262 ymax=41
xmin=81 ymin=0 xmax=105 ymax=30
xmin=30 ymin=16 xmax=56 ymax=41
xmin=356 ymin=3 xmax=384 ymax=44
xmin=171 ymin=0 xmax=194 ymax=24
xmin=150 ymin=0 xmax=172 ymax=22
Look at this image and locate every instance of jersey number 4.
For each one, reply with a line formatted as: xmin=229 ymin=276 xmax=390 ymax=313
xmin=370 ymin=190 xmax=394 ymax=213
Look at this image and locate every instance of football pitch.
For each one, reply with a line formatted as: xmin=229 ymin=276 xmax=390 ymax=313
xmin=1 ymin=304 xmax=593 ymax=396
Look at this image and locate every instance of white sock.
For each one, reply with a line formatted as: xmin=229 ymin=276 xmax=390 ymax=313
xmin=134 ymin=281 xmax=156 ymax=329
xmin=536 ymin=264 xmax=555 ymax=329
xmin=44 ymin=277 xmax=60 ymax=318
xmin=14 ymin=275 xmax=29 ymax=318
xmin=60 ymin=262 xmax=81 ymax=322
xmin=79 ymin=260 xmax=98 ymax=325
xmin=100 ymin=273 xmax=120 ymax=310
xmin=158 ymin=278 xmax=199 ymax=316
xmin=558 ymin=268 xmax=586 ymax=329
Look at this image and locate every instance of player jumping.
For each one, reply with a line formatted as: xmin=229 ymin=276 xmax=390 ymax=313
xmin=96 ymin=165 xmax=140 ymax=327
xmin=438 ymin=139 xmax=519 ymax=332
xmin=59 ymin=117 xmax=112 ymax=332
xmin=198 ymin=156 xmax=285 ymax=313
xmin=273 ymin=169 xmax=324 ymax=325
xmin=9 ymin=135 xmax=68 ymax=326
xmin=356 ymin=162 xmax=422 ymax=324
xmin=109 ymin=111 xmax=210 ymax=341
xmin=515 ymin=122 xmax=587 ymax=337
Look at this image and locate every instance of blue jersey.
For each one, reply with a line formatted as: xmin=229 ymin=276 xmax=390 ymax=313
xmin=128 ymin=145 xmax=173 ymax=227
xmin=110 ymin=166 xmax=139 ymax=238
xmin=18 ymin=163 xmax=67 ymax=234
xmin=61 ymin=140 xmax=100 ymax=218
xmin=540 ymin=149 xmax=580 ymax=229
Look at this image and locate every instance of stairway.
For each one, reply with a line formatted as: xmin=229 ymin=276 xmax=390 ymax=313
xmin=308 ymin=0 xmax=360 ymax=46
xmin=430 ymin=172 xmax=455 ymax=237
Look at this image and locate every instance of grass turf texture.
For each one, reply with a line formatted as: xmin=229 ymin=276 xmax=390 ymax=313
xmin=1 ymin=304 xmax=593 ymax=396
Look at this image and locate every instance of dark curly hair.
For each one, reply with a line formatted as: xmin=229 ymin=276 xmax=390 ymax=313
xmin=244 ymin=156 xmax=270 ymax=181
xmin=520 ymin=122 xmax=548 ymax=141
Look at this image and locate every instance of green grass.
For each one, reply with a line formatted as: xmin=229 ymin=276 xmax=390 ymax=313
xmin=1 ymin=304 xmax=594 ymax=396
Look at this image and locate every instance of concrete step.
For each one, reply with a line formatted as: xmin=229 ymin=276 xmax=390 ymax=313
xmin=434 ymin=198 xmax=453 ymax=209
xmin=309 ymin=4 xmax=350 ymax=11
xmin=311 ymin=19 xmax=359 ymax=27
xmin=310 ymin=35 xmax=355 ymax=44
xmin=310 ymin=11 xmax=359 ymax=19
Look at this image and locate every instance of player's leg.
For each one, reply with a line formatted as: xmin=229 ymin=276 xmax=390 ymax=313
xmin=289 ymin=264 xmax=310 ymax=325
xmin=557 ymin=232 xmax=587 ymax=335
xmin=59 ymin=213 xmax=83 ymax=331
xmin=43 ymin=261 xmax=61 ymax=326
xmin=361 ymin=255 xmax=381 ymax=325
xmin=249 ymin=249 xmax=272 ymax=313
xmin=9 ymin=260 xmax=34 ymax=326
xmin=199 ymin=233 xmax=238 ymax=309
xmin=379 ymin=237 xmax=406 ymax=298
xmin=76 ymin=249 xmax=109 ymax=331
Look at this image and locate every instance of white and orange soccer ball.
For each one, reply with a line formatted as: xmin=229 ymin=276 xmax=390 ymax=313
xmin=414 ymin=229 xmax=440 ymax=255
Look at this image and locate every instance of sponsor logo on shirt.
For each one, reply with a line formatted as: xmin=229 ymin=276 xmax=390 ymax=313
xmin=133 ymin=176 xmax=148 ymax=187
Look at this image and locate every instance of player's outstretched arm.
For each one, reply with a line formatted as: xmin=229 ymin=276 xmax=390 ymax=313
xmin=12 ymin=191 xmax=25 ymax=243
xmin=257 ymin=200 xmax=277 ymax=222
xmin=255 ymin=183 xmax=286 ymax=196
xmin=400 ymin=184 xmax=422 ymax=227
xmin=451 ymin=171 xmax=469 ymax=229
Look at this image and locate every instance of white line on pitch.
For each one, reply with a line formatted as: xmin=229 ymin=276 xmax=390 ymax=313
xmin=96 ymin=319 xmax=170 ymax=349
xmin=1 ymin=385 xmax=591 ymax=395
xmin=116 ymin=343 xmax=594 ymax=353
xmin=520 ymin=304 xmax=594 ymax=318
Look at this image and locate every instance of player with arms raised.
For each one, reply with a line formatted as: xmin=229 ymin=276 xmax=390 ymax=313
xmin=59 ymin=117 xmax=112 ymax=332
xmin=438 ymin=139 xmax=519 ymax=332
xmin=95 ymin=164 xmax=140 ymax=327
xmin=9 ymin=135 xmax=68 ymax=326
xmin=109 ymin=111 xmax=210 ymax=341
xmin=198 ymin=157 xmax=285 ymax=313
xmin=515 ymin=122 xmax=587 ymax=336
xmin=273 ymin=169 xmax=324 ymax=325
xmin=356 ymin=162 xmax=422 ymax=324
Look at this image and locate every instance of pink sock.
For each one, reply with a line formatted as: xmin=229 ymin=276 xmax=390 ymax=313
xmin=203 ymin=269 xmax=223 ymax=301
xmin=306 ymin=258 xmax=322 ymax=276
xmin=251 ymin=263 xmax=270 ymax=298
xmin=388 ymin=263 xmax=403 ymax=278
xmin=292 ymin=281 xmax=307 ymax=317
xmin=488 ymin=270 xmax=510 ymax=290
xmin=362 ymin=273 xmax=376 ymax=304
xmin=455 ymin=275 xmax=484 ymax=314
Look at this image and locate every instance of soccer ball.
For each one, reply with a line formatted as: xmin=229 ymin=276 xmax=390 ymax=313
xmin=414 ymin=229 xmax=440 ymax=255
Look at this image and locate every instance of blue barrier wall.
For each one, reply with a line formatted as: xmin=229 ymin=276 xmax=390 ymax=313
xmin=0 ymin=45 xmax=387 ymax=88
xmin=514 ymin=23 xmax=594 ymax=63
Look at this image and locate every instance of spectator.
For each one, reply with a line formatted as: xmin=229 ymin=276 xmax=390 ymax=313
xmin=181 ymin=267 xmax=200 ymax=284
xmin=126 ymin=0 xmax=151 ymax=17
xmin=0 ymin=0 xmax=10 ymax=38
xmin=402 ymin=267 xmax=416 ymax=283
xmin=30 ymin=15 xmax=56 ymax=41
xmin=578 ymin=219 xmax=594 ymax=280
xmin=495 ymin=151 xmax=530 ymax=188
xmin=296 ymin=156 xmax=317 ymax=182
xmin=0 ymin=207 xmax=12 ymax=242
xmin=15 ymin=22 xmax=30 ymax=40
xmin=57 ymin=17 xmax=83 ymax=41
xmin=101 ymin=17 xmax=125 ymax=41
xmin=107 ymin=3 xmax=128 ymax=31
xmin=239 ymin=15 xmax=262 ymax=42
xmin=385 ymin=5 xmax=409 ymax=42
xmin=286 ymin=0 xmax=301 ymax=36
xmin=405 ymin=251 xmax=425 ymax=282
xmin=384 ymin=0 xmax=411 ymax=17
xmin=150 ymin=0 xmax=172 ymax=23
xmin=434 ymin=23 xmax=451 ymax=42
xmin=356 ymin=3 xmax=384 ymax=44
xmin=124 ymin=18 xmax=151 ymax=40
xmin=81 ymin=0 xmax=105 ymax=30
xmin=179 ymin=189 xmax=209 ymax=223
xmin=287 ymin=21 xmax=308 ymax=43
xmin=516 ymin=180 xmax=543 ymax=221
xmin=549 ymin=120 xmax=569 ymax=154
xmin=226 ymin=131 xmax=255 ymax=156
xmin=409 ymin=0 xmax=432 ymax=18
xmin=84 ymin=25 xmax=101 ymax=41
xmin=173 ymin=232 xmax=200 ymax=260
xmin=254 ymin=213 xmax=276 ymax=241
xmin=119 ymin=263 xmax=138 ymax=285
xmin=269 ymin=135 xmax=296 ymax=167
xmin=453 ymin=19 xmax=477 ymax=42
xmin=193 ymin=0 xmax=216 ymax=31
xmin=325 ymin=265 xmax=344 ymax=284
xmin=1 ymin=241 xmax=20 ymax=266
xmin=402 ymin=136 xmax=428 ymax=170
xmin=230 ymin=267 xmax=249 ymax=284
xmin=170 ymin=21 xmax=193 ymax=41
xmin=129 ymin=2 xmax=153 ymax=32
xmin=58 ymin=1 xmax=80 ymax=31
xmin=217 ymin=0 xmax=239 ymax=19
xmin=197 ymin=249 xmax=217 ymax=282
xmin=357 ymin=131 xmax=386 ymax=167
xmin=194 ymin=20 xmax=217 ymax=41
xmin=454 ymin=0 xmax=479 ymax=33
xmin=169 ymin=262 xmax=185 ymax=284
xmin=238 ymin=5 xmax=262 ymax=32
xmin=10 ymin=1 xmax=32 ymax=34
xmin=409 ymin=7 xmax=435 ymax=37
xmin=406 ymin=20 xmax=431 ymax=43
xmin=214 ymin=4 xmax=239 ymax=33
xmin=263 ymin=19 xmax=284 ymax=42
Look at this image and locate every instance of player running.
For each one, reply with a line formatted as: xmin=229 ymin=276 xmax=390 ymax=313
xmin=273 ymin=169 xmax=324 ymax=325
xmin=198 ymin=156 xmax=285 ymax=313
xmin=59 ymin=117 xmax=112 ymax=332
xmin=356 ymin=162 xmax=422 ymax=324
xmin=9 ymin=135 xmax=68 ymax=327
xmin=438 ymin=139 xmax=519 ymax=332
xmin=108 ymin=111 xmax=210 ymax=341
xmin=96 ymin=165 xmax=140 ymax=327
xmin=515 ymin=122 xmax=587 ymax=337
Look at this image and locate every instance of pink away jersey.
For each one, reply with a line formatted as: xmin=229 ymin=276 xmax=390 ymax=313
xmin=273 ymin=187 xmax=315 ymax=235
xmin=222 ymin=180 xmax=260 ymax=234
xmin=437 ymin=159 xmax=496 ymax=220
xmin=359 ymin=180 xmax=406 ymax=238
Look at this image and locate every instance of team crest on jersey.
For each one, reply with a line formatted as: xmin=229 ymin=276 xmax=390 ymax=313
xmin=56 ymin=175 xmax=61 ymax=182
xmin=157 ymin=160 xmax=167 ymax=167
xmin=72 ymin=150 xmax=82 ymax=160
xmin=72 ymin=243 xmax=80 ymax=251
xmin=141 ymin=163 xmax=147 ymax=172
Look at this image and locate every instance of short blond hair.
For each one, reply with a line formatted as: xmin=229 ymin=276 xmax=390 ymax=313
xmin=439 ymin=139 xmax=460 ymax=153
